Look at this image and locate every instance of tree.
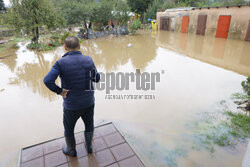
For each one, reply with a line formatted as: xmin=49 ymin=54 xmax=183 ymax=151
xmin=61 ymin=0 xmax=115 ymax=31
xmin=162 ymin=1 xmax=177 ymax=9
xmin=57 ymin=0 xmax=98 ymax=34
xmin=61 ymin=0 xmax=95 ymax=26
xmin=144 ymin=0 xmax=164 ymax=21
xmin=127 ymin=0 xmax=153 ymax=21
xmin=0 ymin=0 xmax=5 ymax=12
xmin=92 ymin=0 xmax=113 ymax=29
xmin=2 ymin=0 xmax=63 ymax=44
xmin=113 ymin=0 xmax=131 ymax=26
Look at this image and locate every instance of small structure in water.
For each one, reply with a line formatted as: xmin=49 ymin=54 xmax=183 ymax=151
xmin=77 ymin=26 xmax=129 ymax=39
xmin=157 ymin=5 xmax=250 ymax=41
xmin=18 ymin=123 xmax=145 ymax=167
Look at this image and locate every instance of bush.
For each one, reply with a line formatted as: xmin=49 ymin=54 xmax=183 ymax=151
xmin=61 ymin=32 xmax=71 ymax=43
xmin=50 ymin=33 xmax=61 ymax=46
xmin=27 ymin=32 xmax=82 ymax=51
xmin=60 ymin=32 xmax=81 ymax=43
xmin=129 ymin=19 xmax=141 ymax=35
xmin=27 ymin=42 xmax=60 ymax=51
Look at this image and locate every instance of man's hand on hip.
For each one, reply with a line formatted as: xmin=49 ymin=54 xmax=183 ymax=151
xmin=60 ymin=89 xmax=69 ymax=98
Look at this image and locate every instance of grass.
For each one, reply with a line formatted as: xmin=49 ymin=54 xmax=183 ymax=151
xmin=0 ymin=31 xmax=81 ymax=53
xmin=0 ymin=37 xmax=24 ymax=54
xmin=0 ymin=27 xmax=9 ymax=30
xmin=191 ymin=107 xmax=250 ymax=153
xmin=226 ymin=111 xmax=250 ymax=137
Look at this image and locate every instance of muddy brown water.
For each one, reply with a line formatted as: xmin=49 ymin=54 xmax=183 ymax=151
xmin=0 ymin=30 xmax=249 ymax=167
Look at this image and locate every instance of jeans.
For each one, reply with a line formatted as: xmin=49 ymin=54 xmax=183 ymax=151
xmin=63 ymin=104 xmax=94 ymax=137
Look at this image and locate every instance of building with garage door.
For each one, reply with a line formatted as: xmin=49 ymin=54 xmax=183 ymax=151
xmin=157 ymin=5 xmax=250 ymax=41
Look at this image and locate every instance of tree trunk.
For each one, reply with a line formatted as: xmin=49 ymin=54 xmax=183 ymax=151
xmin=84 ymin=21 xmax=88 ymax=31
xmin=89 ymin=22 xmax=92 ymax=29
xmin=31 ymin=19 xmax=39 ymax=44
xmin=31 ymin=28 xmax=39 ymax=44
xmin=84 ymin=20 xmax=89 ymax=39
xmin=35 ymin=26 xmax=39 ymax=43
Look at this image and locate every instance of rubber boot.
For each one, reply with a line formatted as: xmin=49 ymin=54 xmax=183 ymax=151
xmin=62 ymin=136 xmax=77 ymax=157
xmin=84 ymin=131 xmax=94 ymax=154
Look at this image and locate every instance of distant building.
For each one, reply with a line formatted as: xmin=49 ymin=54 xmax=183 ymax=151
xmin=157 ymin=5 xmax=250 ymax=41
xmin=0 ymin=0 xmax=6 ymax=13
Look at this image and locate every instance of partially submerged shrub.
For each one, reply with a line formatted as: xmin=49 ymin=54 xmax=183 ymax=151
xmin=27 ymin=43 xmax=41 ymax=50
xmin=27 ymin=32 xmax=81 ymax=51
xmin=27 ymin=42 xmax=59 ymax=51
xmin=129 ymin=19 xmax=141 ymax=35
xmin=61 ymin=32 xmax=71 ymax=43
xmin=232 ymin=77 xmax=250 ymax=110
xmin=241 ymin=76 xmax=250 ymax=96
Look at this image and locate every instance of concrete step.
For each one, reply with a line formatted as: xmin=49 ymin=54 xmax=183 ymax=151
xmin=18 ymin=122 xmax=145 ymax=167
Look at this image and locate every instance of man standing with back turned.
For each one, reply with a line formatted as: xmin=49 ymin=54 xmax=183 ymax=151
xmin=43 ymin=36 xmax=100 ymax=157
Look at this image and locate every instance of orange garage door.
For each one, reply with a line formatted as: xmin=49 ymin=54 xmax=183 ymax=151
xmin=181 ymin=16 xmax=189 ymax=33
xmin=216 ymin=15 xmax=231 ymax=38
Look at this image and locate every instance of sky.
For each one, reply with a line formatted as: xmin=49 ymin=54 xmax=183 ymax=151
xmin=3 ymin=0 xmax=10 ymax=6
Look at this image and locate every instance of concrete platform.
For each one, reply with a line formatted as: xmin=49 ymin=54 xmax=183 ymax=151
xmin=18 ymin=123 xmax=145 ymax=167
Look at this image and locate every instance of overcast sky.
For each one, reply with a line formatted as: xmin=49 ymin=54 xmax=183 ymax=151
xmin=3 ymin=0 xmax=10 ymax=6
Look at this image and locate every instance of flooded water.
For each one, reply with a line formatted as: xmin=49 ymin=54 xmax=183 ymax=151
xmin=0 ymin=30 xmax=249 ymax=167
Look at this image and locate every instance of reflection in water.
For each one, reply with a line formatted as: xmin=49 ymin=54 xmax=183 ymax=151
xmin=0 ymin=31 xmax=249 ymax=167
xmin=180 ymin=33 xmax=187 ymax=50
xmin=241 ymin=42 xmax=250 ymax=67
xmin=0 ymin=54 xmax=17 ymax=72
xmin=0 ymin=44 xmax=62 ymax=101
xmin=1 ymin=33 xmax=158 ymax=102
xmin=193 ymin=35 xmax=204 ymax=55
xmin=81 ymin=33 xmax=157 ymax=71
xmin=157 ymin=31 xmax=250 ymax=76
xmin=213 ymin=38 xmax=226 ymax=59
xmin=13 ymin=53 xmax=60 ymax=101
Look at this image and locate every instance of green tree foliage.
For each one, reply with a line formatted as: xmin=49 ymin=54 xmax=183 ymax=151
xmin=59 ymin=0 xmax=96 ymax=28
xmin=144 ymin=0 xmax=164 ymax=20
xmin=57 ymin=0 xmax=130 ymax=30
xmin=113 ymin=0 xmax=131 ymax=26
xmin=1 ymin=0 xmax=64 ymax=43
xmin=159 ymin=0 xmax=249 ymax=9
xmin=92 ymin=0 xmax=113 ymax=28
xmin=206 ymin=0 xmax=249 ymax=7
xmin=127 ymin=0 xmax=153 ymax=16
xmin=56 ymin=0 xmax=113 ymax=31
xmin=177 ymin=0 xmax=196 ymax=6
xmin=162 ymin=1 xmax=177 ymax=9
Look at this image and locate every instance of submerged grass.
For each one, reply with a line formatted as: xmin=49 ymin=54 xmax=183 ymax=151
xmin=226 ymin=111 xmax=250 ymax=137
xmin=191 ymin=106 xmax=250 ymax=153
xmin=0 ymin=37 xmax=24 ymax=53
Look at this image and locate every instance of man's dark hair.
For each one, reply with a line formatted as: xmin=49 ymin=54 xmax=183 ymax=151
xmin=64 ymin=36 xmax=80 ymax=50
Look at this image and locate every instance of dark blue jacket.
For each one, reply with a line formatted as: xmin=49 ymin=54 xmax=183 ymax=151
xmin=43 ymin=51 xmax=100 ymax=110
